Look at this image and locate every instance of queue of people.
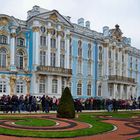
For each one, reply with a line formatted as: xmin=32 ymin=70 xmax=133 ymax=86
xmin=0 ymin=94 xmax=140 ymax=113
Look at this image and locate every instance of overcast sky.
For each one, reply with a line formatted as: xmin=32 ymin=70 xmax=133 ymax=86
xmin=0 ymin=0 xmax=139 ymax=48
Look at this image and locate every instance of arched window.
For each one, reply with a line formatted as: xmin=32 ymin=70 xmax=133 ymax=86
xmin=17 ymin=38 xmax=25 ymax=46
xmin=0 ymin=48 xmax=7 ymax=68
xmin=16 ymin=80 xmax=25 ymax=94
xmin=0 ymin=79 xmax=7 ymax=94
xmin=16 ymin=51 xmax=24 ymax=70
xmin=52 ymin=79 xmax=57 ymax=93
xmin=98 ymin=85 xmax=101 ymax=96
xmin=78 ymin=40 xmax=82 ymax=57
xmin=0 ymin=35 xmax=7 ymax=44
xmin=88 ymin=44 xmax=92 ymax=59
xmin=115 ymin=51 xmax=118 ymax=60
xmin=39 ymin=78 xmax=45 ymax=94
xmin=40 ymin=51 xmax=46 ymax=66
xmin=77 ymin=81 xmax=82 ymax=95
xmin=87 ymin=82 xmax=91 ymax=96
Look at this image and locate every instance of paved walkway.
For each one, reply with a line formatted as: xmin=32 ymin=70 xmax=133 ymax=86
xmin=0 ymin=114 xmax=140 ymax=140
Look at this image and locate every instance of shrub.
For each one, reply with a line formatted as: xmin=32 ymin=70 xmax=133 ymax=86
xmin=57 ymin=87 xmax=75 ymax=118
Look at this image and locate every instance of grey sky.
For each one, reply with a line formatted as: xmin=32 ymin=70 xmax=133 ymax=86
xmin=0 ymin=0 xmax=139 ymax=48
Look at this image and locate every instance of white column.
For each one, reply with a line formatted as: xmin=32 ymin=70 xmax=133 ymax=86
xmin=119 ymin=49 xmax=122 ymax=76
xmin=47 ymin=76 xmax=52 ymax=96
xmin=104 ymin=46 xmax=108 ymax=77
xmin=66 ymin=34 xmax=70 ymax=69
xmin=113 ymin=47 xmax=116 ymax=75
xmin=120 ymin=85 xmax=123 ymax=99
xmin=47 ymin=33 xmax=51 ymax=66
xmin=113 ymin=84 xmax=117 ymax=99
xmin=125 ymin=50 xmax=128 ymax=77
xmin=10 ymin=26 xmax=16 ymax=71
xmin=127 ymin=86 xmax=130 ymax=99
xmin=32 ymin=26 xmax=40 ymax=68
xmin=132 ymin=86 xmax=136 ymax=98
xmin=57 ymin=35 xmax=61 ymax=67
xmin=30 ymin=73 xmax=38 ymax=95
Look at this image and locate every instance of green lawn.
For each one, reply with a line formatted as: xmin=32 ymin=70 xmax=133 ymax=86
xmin=0 ymin=111 xmax=139 ymax=138
xmin=15 ymin=118 xmax=56 ymax=127
xmin=0 ymin=114 xmax=113 ymax=138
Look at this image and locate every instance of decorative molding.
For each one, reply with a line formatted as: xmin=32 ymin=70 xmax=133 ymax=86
xmin=49 ymin=13 xmax=58 ymax=22
xmin=32 ymin=26 xmax=40 ymax=32
xmin=10 ymin=33 xmax=16 ymax=38
xmin=0 ymin=30 xmax=9 ymax=36
xmin=0 ymin=17 xmax=9 ymax=26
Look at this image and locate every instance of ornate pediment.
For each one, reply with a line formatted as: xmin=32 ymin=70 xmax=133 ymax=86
xmin=109 ymin=24 xmax=123 ymax=42
xmin=34 ymin=10 xmax=73 ymax=28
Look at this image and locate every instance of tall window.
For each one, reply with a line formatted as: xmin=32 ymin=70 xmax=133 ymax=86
xmin=98 ymin=85 xmax=101 ymax=96
xmin=88 ymin=44 xmax=92 ymax=59
xmin=87 ymin=83 xmax=91 ymax=96
xmin=40 ymin=51 xmax=46 ymax=66
xmin=0 ymin=80 xmax=6 ymax=94
xmin=62 ymin=78 xmax=65 ymax=92
xmin=88 ymin=61 xmax=92 ymax=75
xmin=99 ymin=46 xmax=102 ymax=60
xmin=77 ymin=60 xmax=82 ymax=74
xmin=78 ymin=40 xmax=82 ymax=57
xmin=51 ymin=52 xmax=56 ymax=67
xmin=108 ymin=49 xmax=111 ymax=59
xmin=52 ymin=79 xmax=57 ymax=93
xmin=17 ymin=38 xmax=25 ymax=46
xmin=0 ymin=48 xmax=7 ymax=68
xmin=0 ymin=35 xmax=7 ymax=44
xmin=115 ymin=51 xmax=118 ymax=60
xmin=98 ymin=64 xmax=102 ymax=78
xmin=60 ymin=54 xmax=65 ymax=68
xmin=16 ymin=81 xmax=24 ymax=94
xmin=16 ymin=51 xmax=24 ymax=70
xmin=77 ymin=81 xmax=82 ymax=95
xmin=39 ymin=78 xmax=45 ymax=94
xmin=40 ymin=36 xmax=46 ymax=46
xmin=60 ymin=40 xmax=65 ymax=49
xmin=51 ymin=38 xmax=56 ymax=48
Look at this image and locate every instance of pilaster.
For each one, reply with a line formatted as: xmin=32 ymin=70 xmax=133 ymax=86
xmin=10 ymin=26 xmax=17 ymax=71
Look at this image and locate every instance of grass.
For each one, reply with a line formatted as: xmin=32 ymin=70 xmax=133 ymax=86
xmin=15 ymin=118 xmax=56 ymax=127
xmin=0 ymin=111 xmax=139 ymax=138
xmin=0 ymin=114 xmax=113 ymax=138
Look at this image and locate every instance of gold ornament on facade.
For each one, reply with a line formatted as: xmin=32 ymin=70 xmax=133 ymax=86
xmin=66 ymin=34 xmax=71 ymax=39
xmin=119 ymin=48 xmax=122 ymax=52
xmin=10 ymin=75 xmax=16 ymax=95
xmin=1 ymin=75 xmax=6 ymax=79
xmin=0 ymin=17 xmax=9 ymax=26
xmin=32 ymin=27 xmax=40 ymax=32
xmin=10 ymin=32 xmax=16 ymax=38
xmin=57 ymin=31 xmax=64 ymax=37
xmin=49 ymin=13 xmax=58 ymax=22
xmin=0 ymin=30 xmax=9 ymax=36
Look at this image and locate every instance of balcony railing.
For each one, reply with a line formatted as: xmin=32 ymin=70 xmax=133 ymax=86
xmin=37 ymin=66 xmax=72 ymax=75
xmin=108 ymin=75 xmax=136 ymax=84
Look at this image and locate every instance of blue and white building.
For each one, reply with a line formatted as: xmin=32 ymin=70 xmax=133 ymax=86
xmin=0 ymin=5 xmax=140 ymax=99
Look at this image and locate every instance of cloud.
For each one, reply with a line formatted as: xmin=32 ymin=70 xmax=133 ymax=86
xmin=0 ymin=0 xmax=139 ymax=48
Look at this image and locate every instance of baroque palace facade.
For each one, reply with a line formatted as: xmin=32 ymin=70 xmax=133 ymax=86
xmin=0 ymin=5 xmax=140 ymax=99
